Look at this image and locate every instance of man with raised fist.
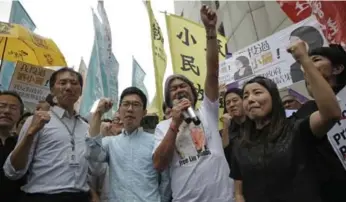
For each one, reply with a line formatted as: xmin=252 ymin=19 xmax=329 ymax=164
xmin=152 ymin=5 xmax=233 ymax=202
xmin=87 ymin=87 xmax=171 ymax=202
xmin=4 ymin=68 xmax=91 ymax=202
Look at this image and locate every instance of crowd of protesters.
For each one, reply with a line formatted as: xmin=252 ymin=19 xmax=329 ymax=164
xmin=1 ymin=5 xmax=346 ymax=202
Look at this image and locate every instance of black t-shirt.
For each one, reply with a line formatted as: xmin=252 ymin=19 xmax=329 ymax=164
xmin=293 ymin=100 xmax=346 ymax=202
xmin=223 ymin=121 xmax=241 ymax=176
xmin=231 ymin=117 xmax=321 ymax=202
xmin=0 ymin=136 xmax=26 ymax=202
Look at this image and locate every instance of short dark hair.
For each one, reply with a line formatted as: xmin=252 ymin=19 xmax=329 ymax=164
xmin=49 ymin=67 xmax=83 ymax=90
xmin=223 ymin=88 xmax=242 ymax=114
xmin=0 ymin=91 xmax=24 ymax=115
xmin=309 ymin=44 xmax=346 ymax=93
xmin=120 ymin=87 xmax=147 ymax=109
xmin=16 ymin=112 xmax=33 ymax=127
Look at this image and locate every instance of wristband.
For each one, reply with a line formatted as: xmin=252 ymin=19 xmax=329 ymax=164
xmin=169 ymin=122 xmax=179 ymax=134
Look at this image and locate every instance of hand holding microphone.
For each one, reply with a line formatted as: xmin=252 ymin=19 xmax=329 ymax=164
xmin=171 ymin=97 xmax=190 ymax=127
xmin=176 ymin=93 xmax=201 ymax=125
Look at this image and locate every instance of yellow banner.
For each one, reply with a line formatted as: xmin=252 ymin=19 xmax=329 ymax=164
xmin=165 ymin=14 xmax=228 ymax=129
xmin=145 ymin=0 xmax=167 ymax=119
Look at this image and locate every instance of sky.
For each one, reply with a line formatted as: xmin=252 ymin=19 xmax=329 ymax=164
xmin=0 ymin=0 xmax=175 ymax=102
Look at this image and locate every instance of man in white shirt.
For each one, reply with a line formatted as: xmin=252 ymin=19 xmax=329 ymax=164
xmin=152 ymin=5 xmax=233 ymax=202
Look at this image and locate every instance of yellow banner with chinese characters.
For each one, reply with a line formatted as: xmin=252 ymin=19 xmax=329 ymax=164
xmin=144 ymin=0 xmax=167 ymax=120
xmin=165 ymin=14 xmax=228 ymax=129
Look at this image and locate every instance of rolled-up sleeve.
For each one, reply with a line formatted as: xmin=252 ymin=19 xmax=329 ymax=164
xmin=4 ymin=116 xmax=37 ymax=180
xmin=86 ymin=134 xmax=111 ymax=162
xmin=152 ymin=121 xmax=168 ymax=155
xmin=159 ymin=167 xmax=172 ymax=202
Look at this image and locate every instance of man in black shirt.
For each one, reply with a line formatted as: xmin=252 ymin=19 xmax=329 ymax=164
xmin=0 ymin=91 xmax=25 ymax=202
xmin=293 ymin=44 xmax=346 ymax=202
xmin=221 ymin=88 xmax=246 ymax=174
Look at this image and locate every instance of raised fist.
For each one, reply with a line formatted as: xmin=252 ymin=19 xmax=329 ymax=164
xmin=27 ymin=111 xmax=50 ymax=135
xmin=221 ymin=113 xmax=232 ymax=126
xmin=287 ymin=39 xmax=309 ymax=61
xmin=200 ymin=5 xmax=217 ymax=29
xmin=96 ymin=98 xmax=113 ymax=115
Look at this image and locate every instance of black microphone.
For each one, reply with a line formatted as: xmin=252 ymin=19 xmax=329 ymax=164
xmin=177 ymin=93 xmax=201 ymax=125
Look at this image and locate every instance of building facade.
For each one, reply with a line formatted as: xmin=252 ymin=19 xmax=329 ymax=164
xmin=174 ymin=1 xmax=293 ymax=53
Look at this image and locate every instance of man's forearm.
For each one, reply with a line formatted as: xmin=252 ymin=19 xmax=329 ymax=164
xmin=222 ymin=126 xmax=229 ymax=148
xmin=205 ymin=28 xmax=219 ymax=102
xmin=153 ymin=128 xmax=178 ymax=172
xmin=10 ymin=134 xmax=35 ymax=171
xmin=89 ymin=112 xmax=102 ymax=137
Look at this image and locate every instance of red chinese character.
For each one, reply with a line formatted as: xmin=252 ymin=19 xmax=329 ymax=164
xmin=295 ymin=1 xmax=310 ymax=16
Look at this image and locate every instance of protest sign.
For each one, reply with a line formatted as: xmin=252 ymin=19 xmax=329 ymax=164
xmin=327 ymin=86 xmax=346 ymax=169
xmin=219 ymin=16 xmax=328 ymax=90
xmin=9 ymin=62 xmax=54 ymax=104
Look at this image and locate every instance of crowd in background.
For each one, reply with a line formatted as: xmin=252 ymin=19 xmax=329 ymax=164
xmin=1 ymin=5 xmax=346 ymax=202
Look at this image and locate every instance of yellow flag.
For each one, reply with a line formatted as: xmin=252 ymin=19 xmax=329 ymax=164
xmin=165 ymin=14 xmax=228 ymax=129
xmin=144 ymin=0 xmax=167 ymax=120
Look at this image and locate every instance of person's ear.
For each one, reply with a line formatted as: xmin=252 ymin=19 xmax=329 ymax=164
xmin=332 ymin=65 xmax=345 ymax=75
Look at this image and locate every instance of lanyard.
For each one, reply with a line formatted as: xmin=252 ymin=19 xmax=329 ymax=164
xmin=51 ymin=110 xmax=78 ymax=151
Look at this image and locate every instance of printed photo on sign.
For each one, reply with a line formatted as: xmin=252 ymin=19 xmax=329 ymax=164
xmin=233 ymin=55 xmax=253 ymax=80
xmin=219 ymin=16 xmax=328 ymax=90
xmin=176 ymin=123 xmax=211 ymax=166
xmin=286 ymin=25 xmax=325 ymax=82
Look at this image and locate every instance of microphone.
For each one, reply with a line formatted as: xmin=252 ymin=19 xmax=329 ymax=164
xmin=177 ymin=93 xmax=201 ymax=125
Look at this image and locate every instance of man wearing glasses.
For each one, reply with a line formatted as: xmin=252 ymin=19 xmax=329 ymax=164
xmin=0 ymin=91 xmax=25 ymax=202
xmin=86 ymin=87 xmax=171 ymax=202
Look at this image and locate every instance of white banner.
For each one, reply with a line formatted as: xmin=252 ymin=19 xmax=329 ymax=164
xmin=219 ymin=16 xmax=328 ymax=89
xmin=9 ymin=62 xmax=54 ymax=104
xmin=327 ymin=86 xmax=346 ymax=170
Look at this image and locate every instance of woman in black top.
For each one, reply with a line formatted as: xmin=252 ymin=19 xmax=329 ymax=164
xmin=231 ymin=40 xmax=341 ymax=202
xmin=293 ymin=44 xmax=346 ymax=202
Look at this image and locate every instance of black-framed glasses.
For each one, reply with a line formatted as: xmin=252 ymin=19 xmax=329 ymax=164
xmin=120 ymin=101 xmax=142 ymax=110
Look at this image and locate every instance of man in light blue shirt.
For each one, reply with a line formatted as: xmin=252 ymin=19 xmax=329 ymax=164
xmin=86 ymin=87 xmax=171 ymax=202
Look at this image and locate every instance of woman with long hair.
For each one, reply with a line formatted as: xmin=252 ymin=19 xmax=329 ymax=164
xmin=231 ymin=40 xmax=341 ymax=202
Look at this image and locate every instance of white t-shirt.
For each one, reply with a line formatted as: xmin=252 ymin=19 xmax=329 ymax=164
xmin=153 ymin=95 xmax=234 ymax=202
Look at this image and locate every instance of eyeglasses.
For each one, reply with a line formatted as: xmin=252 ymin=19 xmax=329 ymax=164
xmin=120 ymin=101 xmax=143 ymax=110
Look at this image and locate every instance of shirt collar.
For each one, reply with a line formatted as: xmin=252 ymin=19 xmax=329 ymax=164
xmin=51 ymin=105 xmax=79 ymax=119
xmin=122 ymin=127 xmax=143 ymax=136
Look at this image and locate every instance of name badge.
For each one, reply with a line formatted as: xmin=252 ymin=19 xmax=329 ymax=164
xmin=69 ymin=152 xmax=79 ymax=167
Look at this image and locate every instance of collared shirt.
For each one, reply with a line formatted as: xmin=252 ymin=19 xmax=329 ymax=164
xmin=86 ymin=128 xmax=171 ymax=202
xmin=0 ymin=136 xmax=25 ymax=202
xmin=3 ymin=106 xmax=90 ymax=194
